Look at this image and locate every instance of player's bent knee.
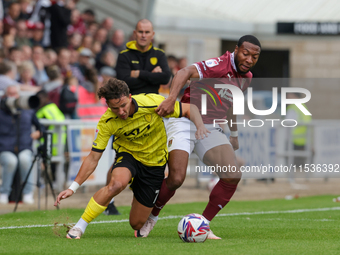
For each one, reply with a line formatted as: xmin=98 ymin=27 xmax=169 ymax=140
xmin=129 ymin=219 xmax=144 ymax=230
xmin=167 ymin=175 xmax=185 ymax=190
xmin=107 ymin=181 xmax=126 ymax=196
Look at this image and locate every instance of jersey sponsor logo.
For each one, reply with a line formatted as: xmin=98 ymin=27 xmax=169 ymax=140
xmin=150 ymin=57 xmax=158 ymax=65
xmin=115 ymin=156 xmax=123 ymax=165
xmin=205 ymin=59 xmax=219 ymax=68
xmin=144 ymin=114 xmax=152 ymax=122
xmin=132 ymin=60 xmax=139 ymax=64
xmin=124 ymin=124 xmax=151 ymax=140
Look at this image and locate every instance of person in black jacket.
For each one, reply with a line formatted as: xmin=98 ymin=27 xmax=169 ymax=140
xmin=115 ymin=19 xmax=171 ymax=95
xmin=48 ymin=0 xmax=74 ymax=49
xmin=0 ymin=85 xmax=42 ymax=204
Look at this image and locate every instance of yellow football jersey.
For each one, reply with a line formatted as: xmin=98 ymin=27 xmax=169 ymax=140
xmin=92 ymin=94 xmax=182 ymax=166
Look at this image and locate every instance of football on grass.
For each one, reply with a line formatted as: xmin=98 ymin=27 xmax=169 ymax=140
xmin=177 ymin=213 xmax=210 ymax=243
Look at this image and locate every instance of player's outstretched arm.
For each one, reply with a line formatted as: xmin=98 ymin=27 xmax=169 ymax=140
xmin=156 ymin=65 xmax=199 ymax=116
xmin=54 ymin=150 xmax=103 ymax=206
xmin=181 ymin=103 xmax=210 ymax=140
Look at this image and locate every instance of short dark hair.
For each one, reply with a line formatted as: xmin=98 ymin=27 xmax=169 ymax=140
xmin=46 ymin=65 xmax=61 ymax=80
xmin=97 ymin=78 xmax=130 ymax=101
xmin=238 ymin=35 xmax=261 ymax=49
xmin=0 ymin=60 xmax=14 ymax=74
xmin=9 ymin=46 xmax=21 ymax=54
xmin=83 ymin=9 xmax=95 ymax=16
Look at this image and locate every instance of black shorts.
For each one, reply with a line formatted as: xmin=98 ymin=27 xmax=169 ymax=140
xmin=112 ymin=152 xmax=165 ymax=208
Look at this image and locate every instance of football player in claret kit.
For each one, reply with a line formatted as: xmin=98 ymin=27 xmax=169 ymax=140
xmin=54 ymin=78 xmax=209 ymax=239
xmin=137 ymin=35 xmax=261 ymax=239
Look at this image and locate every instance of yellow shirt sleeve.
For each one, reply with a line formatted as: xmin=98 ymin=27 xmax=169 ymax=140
xmin=144 ymin=94 xmax=182 ymax=118
xmin=92 ymin=117 xmax=112 ymax=152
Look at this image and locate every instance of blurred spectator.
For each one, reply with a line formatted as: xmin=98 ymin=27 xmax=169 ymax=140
xmin=29 ymin=21 xmax=44 ymax=46
xmin=48 ymin=0 xmax=73 ymax=49
xmin=15 ymin=19 xmax=31 ymax=47
xmin=18 ymin=0 xmax=33 ymax=20
xmin=32 ymin=45 xmax=49 ymax=85
xmin=106 ymin=29 xmax=125 ymax=54
xmin=21 ymin=45 xmax=32 ymax=61
xmin=0 ymin=85 xmax=42 ymax=205
xmin=94 ymin=27 xmax=108 ymax=48
xmin=116 ymin=19 xmax=171 ymax=94
xmin=167 ymin=55 xmax=179 ymax=76
xmin=91 ymin=40 xmax=102 ymax=60
xmin=69 ymin=48 xmax=80 ymax=65
xmin=68 ymin=32 xmax=82 ymax=50
xmin=99 ymin=66 xmax=116 ymax=85
xmin=159 ymin=55 xmax=179 ymax=96
xmin=3 ymin=34 xmax=15 ymax=56
xmin=57 ymin=47 xmax=84 ymax=85
xmin=79 ymin=34 xmax=93 ymax=51
xmin=178 ymin=57 xmax=187 ymax=69
xmin=96 ymin=50 xmax=117 ymax=71
xmin=28 ymin=0 xmax=52 ymax=47
xmin=76 ymin=68 xmax=107 ymax=120
xmin=86 ymin=21 xmax=99 ymax=36
xmin=0 ymin=60 xmax=20 ymax=91
xmin=78 ymin=48 xmax=93 ymax=75
xmin=67 ymin=9 xmax=86 ymax=36
xmin=4 ymin=2 xmax=21 ymax=34
xmin=8 ymin=46 xmax=22 ymax=67
xmin=100 ymin=17 xmax=114 ymax=32
xmin=18 ymin=60 xmax=37 ymax=86
xmin=43 ymin=48 xmax=57 ymax=67
xmin=81 ymin=9 xmax=95 ymax=25
xmin=59 ymin=76 xmax=78 ymax=118
xmin=43 ymin=64 xmax=63 ymax=93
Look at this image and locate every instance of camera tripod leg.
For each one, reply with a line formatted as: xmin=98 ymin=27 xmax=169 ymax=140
xmin=44 ymin=160 xmax=59 ymax=210
xmin=13 ymin=155 xmax=38 ymax=212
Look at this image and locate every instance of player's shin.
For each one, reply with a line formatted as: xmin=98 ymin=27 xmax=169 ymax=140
xmin=151 ymin=178 xmax=176 ymax=216
xmin=202 ymin=180 xmax=238 ymax=221
xmin=82 ymin=197 xmax=107 ymax=224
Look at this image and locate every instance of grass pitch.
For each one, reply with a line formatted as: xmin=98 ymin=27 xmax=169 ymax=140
xmin=0 ymin=195 xmax=340 ymax=255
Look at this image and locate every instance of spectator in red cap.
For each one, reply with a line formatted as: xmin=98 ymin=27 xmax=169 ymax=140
xmin=29 ymin=22 xmax=44 ymax=46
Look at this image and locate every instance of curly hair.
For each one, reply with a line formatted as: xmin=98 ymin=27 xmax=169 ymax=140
xmin=97 ymin=78 xmax=130 ymax=101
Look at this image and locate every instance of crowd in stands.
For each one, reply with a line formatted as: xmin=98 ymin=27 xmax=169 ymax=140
xmin=0 ymin=0 xmax=189 ymax=204
xmin=0 ymin=0 xmax=186 ymax=121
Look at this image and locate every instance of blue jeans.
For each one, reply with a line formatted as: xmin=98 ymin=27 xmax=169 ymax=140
xmin=0 ymin=150 xmax=34 ymax=195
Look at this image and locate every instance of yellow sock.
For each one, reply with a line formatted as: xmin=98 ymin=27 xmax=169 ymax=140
xmin=81 ymin=197 xmax=107 ymax=223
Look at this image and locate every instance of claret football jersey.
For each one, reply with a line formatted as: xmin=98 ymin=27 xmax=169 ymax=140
xmin=181 ymin=51 xmax=253 ymax=124
xmin=92 ymin=94 xmax=182 ymax=166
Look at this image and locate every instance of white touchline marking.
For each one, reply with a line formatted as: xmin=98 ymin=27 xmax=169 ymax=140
xmin=0 ymin=207 xmax=339 ymax=230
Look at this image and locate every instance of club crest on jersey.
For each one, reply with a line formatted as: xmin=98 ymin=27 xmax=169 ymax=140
xmin=144 ymin=114 xmax=152 ymax=122
xmin=150 ymin=57 xmax=158 ymax=65
xmin=205 ymin=59 xmax=219 ymax=67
